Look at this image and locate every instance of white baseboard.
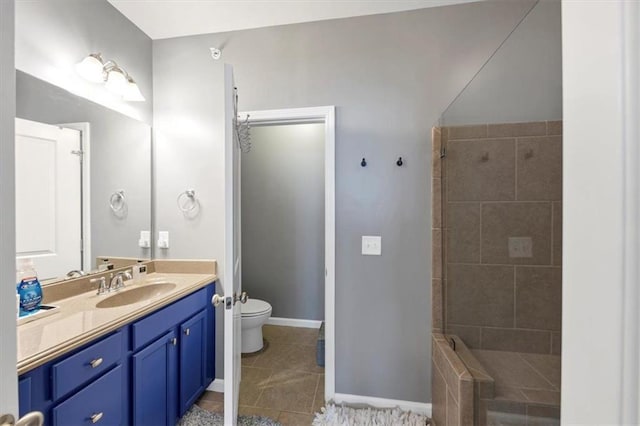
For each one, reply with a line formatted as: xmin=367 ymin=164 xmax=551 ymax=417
xmin=267 ymin=317 xmax=322 ymax=329
xmin=206 ymin=379 xmax=224 ymax=393
xmin=332 ymin=393 xmax=432 ymax=416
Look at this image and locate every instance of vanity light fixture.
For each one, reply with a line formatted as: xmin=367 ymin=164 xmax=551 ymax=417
xmin=75 ymin=53 xmax=145 ymax=102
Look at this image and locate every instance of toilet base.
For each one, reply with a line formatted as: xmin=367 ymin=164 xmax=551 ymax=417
xmin=242 ymin=325 xmax=265 ymax=353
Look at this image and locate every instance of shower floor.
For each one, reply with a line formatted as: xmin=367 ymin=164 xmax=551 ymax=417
xmin=471 ymin=349 xmax=560 ymax=426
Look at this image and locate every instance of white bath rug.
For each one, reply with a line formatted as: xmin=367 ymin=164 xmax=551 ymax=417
xmin=313 ymin=403 xmax=430 ymax=426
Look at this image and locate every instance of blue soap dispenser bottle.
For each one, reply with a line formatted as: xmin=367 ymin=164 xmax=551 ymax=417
xmin=16 ymin=258 xmax=42 ymax=317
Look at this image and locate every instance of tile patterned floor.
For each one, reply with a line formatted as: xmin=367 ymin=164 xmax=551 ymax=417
xmin=195 ymin=325 xmax=325 ymax=425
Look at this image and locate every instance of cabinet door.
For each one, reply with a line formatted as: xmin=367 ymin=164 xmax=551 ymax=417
xmin=179 ymin=310 xmax=207 ymax=415
xmin=132 ymin=330 xmax=177 ymax=426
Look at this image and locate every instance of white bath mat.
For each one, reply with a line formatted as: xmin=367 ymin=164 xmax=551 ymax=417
xmin=313 ymin=403 xmax=430 ymax=426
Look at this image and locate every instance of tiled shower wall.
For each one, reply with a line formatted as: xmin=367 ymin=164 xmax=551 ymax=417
xmin=432 ymin=121 xmax=562 ymax=355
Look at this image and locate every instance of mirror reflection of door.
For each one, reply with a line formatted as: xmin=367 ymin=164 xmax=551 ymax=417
xmin=15 ymin=118 xmax=82 ymax=281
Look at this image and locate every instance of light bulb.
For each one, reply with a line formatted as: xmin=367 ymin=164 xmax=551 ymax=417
xmin=75 ymin=54 xmax=104 ymax=83
xmin=123 ymin=77 xmax=145 ymax=102
xmin=105 ymin=68 xmax=128 ymax=96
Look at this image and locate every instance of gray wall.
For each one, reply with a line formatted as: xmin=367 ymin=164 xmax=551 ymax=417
xmin=15 ymin=0 xmax=153 ymax=124
xmin=242 ymin=123 xmax=325 ymax=321
xmin=16 ymin=71 xmax=152 ymax=268
xmin=153 ymin=0 xmax=540 ymax=402
xmin=442 ymin=0 xmax=562 ymax=125
xmin=0 ymin=0 xmax=18 ymax=414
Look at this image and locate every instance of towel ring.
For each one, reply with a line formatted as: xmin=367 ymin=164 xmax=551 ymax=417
xmin=109 ymin=190 xmax=126 ymax=213
xmin=177 ymin=189 xmax=198 ymax=213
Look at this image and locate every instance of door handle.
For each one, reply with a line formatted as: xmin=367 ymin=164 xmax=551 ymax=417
xmin=212 ymin=294 xmax=224 ymax=307
xmin=90 ymin=412 xmax=103 ymax=424
xmin=235 ymin=292 xmax=248 ymax=304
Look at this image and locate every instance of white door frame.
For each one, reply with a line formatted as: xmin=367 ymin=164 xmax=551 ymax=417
xmin=562 ymin=1 xmax=640 ymax=424
xmin=238 ymin=106 xmax=336 ymax=401
xmin=59 ymin=122 xmax=91 ymax=271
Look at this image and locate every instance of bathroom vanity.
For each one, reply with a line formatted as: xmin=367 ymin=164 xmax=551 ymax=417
xmin=16 ymin=260 xmax=217 ymax=426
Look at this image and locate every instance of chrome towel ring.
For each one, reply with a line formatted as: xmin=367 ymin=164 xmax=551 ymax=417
xmin=177 ymin=189 xmax=198 ymax=213
xmin=109 ymin=190 xmax=126 ymax=213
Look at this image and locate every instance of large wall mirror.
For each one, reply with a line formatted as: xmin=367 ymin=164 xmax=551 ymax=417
xmin=15 ymin=71 xmax=152 ymax=282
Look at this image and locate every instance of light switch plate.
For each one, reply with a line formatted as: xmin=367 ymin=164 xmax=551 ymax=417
xmin=362 ymin=236 xmax=382 ymax=256
xmin=508 ymin=237 xmax=533 ymax=258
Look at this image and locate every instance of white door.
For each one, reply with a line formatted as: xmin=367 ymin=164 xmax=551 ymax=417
xmin=15 ymin=118 xmax=82 ymax=280
xmin=223 ymin=64 xmax=243 ymax=425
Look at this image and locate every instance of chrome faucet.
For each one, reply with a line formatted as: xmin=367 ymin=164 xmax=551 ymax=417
xmin=109 ymin=270 xmax=132 ymax=292
xmin=91 ymin=277 xmax=109 ymax=296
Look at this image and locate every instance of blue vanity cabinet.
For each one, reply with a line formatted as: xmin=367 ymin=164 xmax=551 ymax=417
xmin=18 ymin=282 xmax=216 ymax=426
xmin=179 ymin=310 xmax=207 ymax=415
xmin=132 ymin=330 xmax=178 ymax=426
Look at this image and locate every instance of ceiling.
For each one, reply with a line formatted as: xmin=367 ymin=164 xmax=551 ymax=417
xmin=108 ymin=0 xmax=482 ymax=40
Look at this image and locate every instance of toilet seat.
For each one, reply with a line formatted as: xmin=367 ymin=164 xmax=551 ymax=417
xmin=241 ymin=299 xmax=272 ymax=317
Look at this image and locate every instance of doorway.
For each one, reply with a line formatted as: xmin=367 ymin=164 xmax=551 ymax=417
xmin=240 ymin=106 xmax=336 ymax=408
xmin=14 ymin=118 xmax=90 ymax=280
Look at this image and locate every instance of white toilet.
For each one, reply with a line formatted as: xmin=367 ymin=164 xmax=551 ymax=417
xmin=241 ymin=298 xmax=272 ymax=353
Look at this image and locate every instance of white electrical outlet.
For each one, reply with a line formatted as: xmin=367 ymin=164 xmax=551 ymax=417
xmin=508 ymin=237 xmax=533 ymax=258
xmin=138 ymin=231 xmax=150 ymax=248
xmin=158 ymin=231 xmax=170 ymax=249
xmin=362 ymin=236 xmax=382 ymax=256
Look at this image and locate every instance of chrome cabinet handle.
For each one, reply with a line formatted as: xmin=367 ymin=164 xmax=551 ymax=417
xmin=170 ymin=337 xmax=177 ymax=346
xmin=90 ymin=412 xmax=103 ymax=424
xmin=184 ymin=328 xmax=190 ymax=336
xmin=89 ymin=358 xmax=103 ymax=368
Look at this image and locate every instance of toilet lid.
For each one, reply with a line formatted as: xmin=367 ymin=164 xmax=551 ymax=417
xmin=241 ymin=298 xmax=272 ymax=316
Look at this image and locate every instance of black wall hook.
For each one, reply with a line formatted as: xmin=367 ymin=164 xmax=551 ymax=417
xmin=396 ymin=157 xmax=404 ymax=167
xmin=361 ymin=158 xmax=367 ymax=167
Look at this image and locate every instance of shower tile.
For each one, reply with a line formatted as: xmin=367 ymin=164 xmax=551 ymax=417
xmin=446 ymin=324 xmax=481 ymax=349
xmin=447 ymin=124 xmax=488 ymax=140
xmin=526 ymin=405 xmax=560 ymax=426
xmin=519 ymin=353 xmax=561 ymax=389
xmin=546 ymin=121 xmax=563 ymax=136
xmin=446 ymin=389 xmax=460 ymax=426
xmin=481 ymin=203 xmax=552 ymax=265
xmin=433 ymin=178 xmax=443 ymax=228
xmin=447 ymin=139 xmax=516 ymax=201
xmin=521 ymin=389 xmax=561 ymax=406
xmin=552 ymin=202 xmax=562 ymax=266
xmin=433 ymin=229 xmax=443 ymax=279
xmin=459 ymin=379 xmax=475 ymax=426
xmin=480 ymin=328 xmax=551 ymax=354
xmin=432 ymin=361 xmax=447 ymax=426
xmin=447 ymin=202 xmax=481 ymax=263
xmin=447 ymin=265 xmax=514 ymax=328
xmin=433 ymin=279 xmax=444 ymax=332
xmin=493 ymin=385 xmax=527 ymax=402
xmin=515 ymin=267 xmax=562 ymax=331
xmin=471 ymin=350 xmax=555 ymax=390
xmin=487 ymin=122 xmax=546 ymax=138
xmin=551 ymin=332 xmax=561 ymax=356
xmin=516 ymin=136 xmax=562 ymax=201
